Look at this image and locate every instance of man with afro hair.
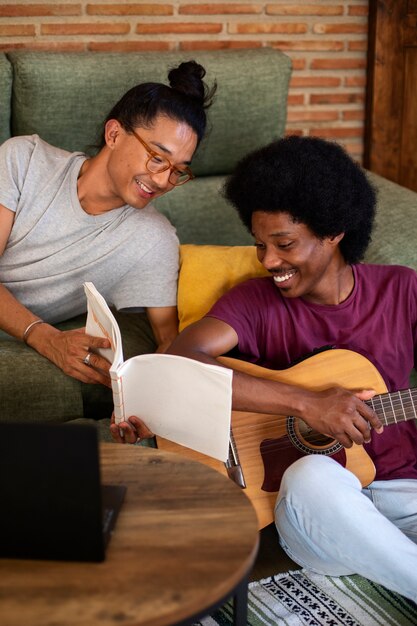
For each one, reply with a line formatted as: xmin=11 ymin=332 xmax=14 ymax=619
xmin=132 ymin=136 xmax=417 ymax=601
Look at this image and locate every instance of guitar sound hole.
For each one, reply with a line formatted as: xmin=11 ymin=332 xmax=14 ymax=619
xmin=287 ymin=416 xmax=342 ymax=455
xmin=297 ymin=420 xmax=333 ymax=446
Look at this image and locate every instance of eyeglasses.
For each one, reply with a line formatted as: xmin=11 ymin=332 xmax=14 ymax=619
xmin=130 ymin=129 xmax=194 ymax=186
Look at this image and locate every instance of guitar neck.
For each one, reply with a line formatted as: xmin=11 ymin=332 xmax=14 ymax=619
xmin=367 ymin=388 xmax=417 ymax=425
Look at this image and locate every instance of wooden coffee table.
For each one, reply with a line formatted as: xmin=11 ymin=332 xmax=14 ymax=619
xmin=0 ymin=443 xmax=259 ymax=626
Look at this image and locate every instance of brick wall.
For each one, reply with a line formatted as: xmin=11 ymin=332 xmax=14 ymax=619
xmin=0 ymin=1 xmax=369 ymax=161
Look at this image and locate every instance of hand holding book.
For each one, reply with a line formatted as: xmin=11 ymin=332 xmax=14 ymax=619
xmin=83 ymin=282 xmax=232 ymax=462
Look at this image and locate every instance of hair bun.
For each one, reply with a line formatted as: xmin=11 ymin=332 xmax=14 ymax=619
xmin=168 ymin=61 xmax=216 ymax=109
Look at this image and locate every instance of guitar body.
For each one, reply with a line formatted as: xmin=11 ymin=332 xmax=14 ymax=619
xmin=157 ymin=349 xmax=387 ymax=529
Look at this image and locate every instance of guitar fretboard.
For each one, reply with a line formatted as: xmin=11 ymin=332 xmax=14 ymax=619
xmin=367 ymin=388 xmax=417 ymax=425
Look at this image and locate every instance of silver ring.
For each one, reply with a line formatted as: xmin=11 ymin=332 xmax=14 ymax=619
xmin=83 ymin=352 xmax=92 ymax=366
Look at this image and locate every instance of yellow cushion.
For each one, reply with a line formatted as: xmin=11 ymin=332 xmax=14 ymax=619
xmin=178 ymin=244 xmax=269 ymax=331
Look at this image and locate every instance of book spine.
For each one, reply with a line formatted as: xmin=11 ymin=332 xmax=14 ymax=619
xmin=110 ymin=372 xmax=125 ymax=424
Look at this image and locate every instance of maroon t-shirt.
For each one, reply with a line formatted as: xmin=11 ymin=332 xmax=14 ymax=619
xmin=208 ymin=263 xmax=417 ymax=481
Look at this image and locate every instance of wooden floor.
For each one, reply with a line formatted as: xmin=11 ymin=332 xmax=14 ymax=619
xmin=249 ymin=523 xmax=300 ymax=582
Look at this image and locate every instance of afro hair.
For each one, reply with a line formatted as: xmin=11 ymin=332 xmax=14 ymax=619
xmin=224 ymin=135 xmax=376 ymax=264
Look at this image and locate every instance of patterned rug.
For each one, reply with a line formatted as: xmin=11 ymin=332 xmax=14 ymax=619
xmin=195 ymin=569 xmax=417 ymax=626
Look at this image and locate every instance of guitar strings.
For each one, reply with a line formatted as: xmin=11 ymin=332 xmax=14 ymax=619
xmin=368 ymin=389 xmax=417 ymax=424
xmin=226 ymin=389 xmax=417 ymax=458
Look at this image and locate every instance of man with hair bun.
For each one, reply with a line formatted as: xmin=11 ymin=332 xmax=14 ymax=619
xmin=163 ymin=136 xmax=417 ymax=602
xmin=0 ymin=61 xmax=216 ymax=386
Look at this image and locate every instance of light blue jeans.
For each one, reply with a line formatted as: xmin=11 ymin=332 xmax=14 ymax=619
xmin=275 ymin=455 xmax=417 ymax=602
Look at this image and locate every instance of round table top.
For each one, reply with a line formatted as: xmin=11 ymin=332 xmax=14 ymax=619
xmin=0 ymin=443 xmax=259 ymax=626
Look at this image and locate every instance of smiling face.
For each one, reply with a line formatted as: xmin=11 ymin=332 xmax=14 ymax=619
xmin=252 ymin=211 xmax=349 ymax=305
xmin=104 ymin=114 xmax=198 ymax=210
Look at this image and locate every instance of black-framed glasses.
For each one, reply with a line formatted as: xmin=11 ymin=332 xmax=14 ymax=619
xmin=131 ymin=129 xmax=194 ymax=186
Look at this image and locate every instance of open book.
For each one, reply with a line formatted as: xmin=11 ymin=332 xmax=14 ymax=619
xmin=83 ymin=282 xmax=232 ymax=462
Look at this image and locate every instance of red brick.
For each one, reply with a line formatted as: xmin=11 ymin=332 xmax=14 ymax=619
xmin=266 ymin=4 xmax=343 ymax=16
xmin=180 ymin=40 xmax=261 ymax=50
xmin=0 ymin=4 xmax=81 ymax=16
xmin=345 ymin=76 xmax=366 ymax=87
xmin=41 ymin=23 xmax=130 ymax=35
xmin=89 ymin=41 xmax=173 ymax=52
xmin=284 ymin=129 xmax=305 ymax=137
xmin=268 ymin=40 xmax=343 ymax=51
xmin=313 ymin=23 xmax=367 ymax=35
xmin=229 ymin=22 xmax=307 ymax=34
xmin=136 ymin=22 xmax=221 ymax=34
xmin=180 ymin=4 xmax=261 ymax=14
xmin=0 ymin=43 xmax=26 ymax=51
xmin=287 ymin=110 xmax=339 ymax=122
xmin=287 ymin=94 xmax=305 ymax=106
xmin=288 ymin=58 xmax=307 ymax=71
xmin=0 ymin=41 xmax=85 ymax=51
xmin=348 ymin=40 xmax=367 ymax=51
xmin=87 ymin=4 xmax=173 ymax=16
xmin=0 ymin=24 xmax=35 ymax=36
xmin=310 ymin=93 xmax=364 ymax=105
xmin=291 ymin=76 xmax=341 ymax=88
xmin=348 ymin=5 xmax=368 ymax=16
xmin=309 ymin=127 xmax=363 ymax=138
xmin=343 ymin=110 xmax=365 ymax=121
xmin=311 ymin=58 xmax=366 ymax=70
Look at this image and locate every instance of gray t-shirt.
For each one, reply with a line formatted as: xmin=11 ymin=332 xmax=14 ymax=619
xmin=0 ymin=135 xmax=179 ymax=323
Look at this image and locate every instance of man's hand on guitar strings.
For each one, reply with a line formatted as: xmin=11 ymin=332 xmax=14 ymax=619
xmin=302 ymin=386 xmax=383 ymax=449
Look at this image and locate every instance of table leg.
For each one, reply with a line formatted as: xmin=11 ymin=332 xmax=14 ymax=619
xmin=233 ymin=575 xmax=249 ymax=626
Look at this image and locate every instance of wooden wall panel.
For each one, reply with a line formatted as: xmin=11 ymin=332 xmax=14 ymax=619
xmin=402 ymin=49 xmax=417 ymax=190
xmin=364 ymin=0 xmax=417 ymax=191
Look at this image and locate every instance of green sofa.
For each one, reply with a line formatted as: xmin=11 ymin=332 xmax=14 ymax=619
xmin=0 ymin=49 xmax=416 ymax=438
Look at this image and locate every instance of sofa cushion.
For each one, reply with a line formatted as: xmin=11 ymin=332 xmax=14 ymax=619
xmin=0 ymin=53 xmax=12 ymax=144
xmin=177 ymin=244 xmax=269 ymax=331
xmin=8 ymin=48 xmax=291 ymax=177
xmin=365 ymin=171 xmax=417 ymax=270
xmin=0 ymin=311 xmax=156 ymax=423
xmin=0 ymin=318 xmax=86 ymax=423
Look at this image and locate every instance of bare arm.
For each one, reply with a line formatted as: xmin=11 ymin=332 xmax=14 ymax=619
xmin=0 ymin=202 xmax=112 ymax=385
xmin=146 ymin=305 xmax=178 ymax=353
xmin=0 ymin=283 xmax=113 ymax=385
xmin=0 ymin=204 xmax=14 ymax=254
xmin=167 ymin=317 xmax=383 ymax=448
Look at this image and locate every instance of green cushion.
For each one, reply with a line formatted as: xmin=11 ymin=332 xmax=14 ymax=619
xmin=8 ymin=49 xmax=291 ymax=176
xmin=0 ymin=340 xmax=83 ymax=420
xmin=0 ymin=325 xmax=84 ymax=423
xmin=0 ymin=53 xmax=12 ymax=144
xmin=365 ymin=171 xmax=417 ymax=269
xmin=0 ymin=311 xmax=156 ymax=423
xmin=155 ymin=176 xmax=252 ymax=245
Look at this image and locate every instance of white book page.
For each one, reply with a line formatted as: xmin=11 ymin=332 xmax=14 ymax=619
xmin=83 ymin=282 xmax=124 ymax=370
xmin=116 ymin=353 xmax=232 ymax=462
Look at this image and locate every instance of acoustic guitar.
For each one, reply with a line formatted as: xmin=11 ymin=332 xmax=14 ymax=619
xmin=157 ymin=349 xmax=417 ymax=529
